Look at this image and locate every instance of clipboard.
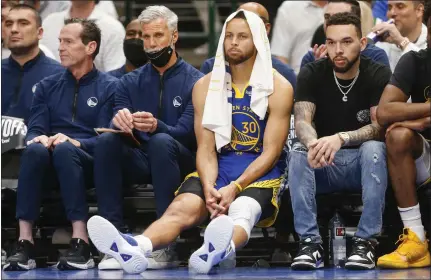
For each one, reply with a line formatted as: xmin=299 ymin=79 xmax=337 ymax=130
xmin=94 ymin=128 xmax=141 ymax=148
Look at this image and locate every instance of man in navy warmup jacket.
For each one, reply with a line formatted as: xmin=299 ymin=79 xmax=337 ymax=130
xmin=4 ymin=19 xmax=116 ymax=271
xmin=1 ymin=4 xmax=63 ymax=121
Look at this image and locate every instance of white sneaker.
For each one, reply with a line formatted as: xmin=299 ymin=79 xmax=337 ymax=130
xmin=87 ymin=216 xmax=148 ymax=274
xmin=147 ymin=244 xmax=181 ymax=269
xmin=188 ymin=215 xmax=234 ymax=274
xmin=98 ymin=254 xmax=121 ymax=270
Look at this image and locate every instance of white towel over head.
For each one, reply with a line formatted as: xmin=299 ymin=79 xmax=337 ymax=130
xmin=202 ymin=9 xmax=273 ymax=152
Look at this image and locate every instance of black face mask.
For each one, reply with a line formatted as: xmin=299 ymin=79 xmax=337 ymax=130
xmin=123 ymin=38 xmax=148 ymax=68
xmin=145 ymin=45 xmax=174 ymax=68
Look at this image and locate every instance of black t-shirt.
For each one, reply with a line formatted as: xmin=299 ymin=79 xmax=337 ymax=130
xmin=296 ymin=55 xmax=392 ymax=139
xmin=389 ymin=49 xmax=431 ymax=140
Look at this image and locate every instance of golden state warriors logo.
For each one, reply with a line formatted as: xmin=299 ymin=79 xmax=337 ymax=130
xmin=231 ymin=112 xmax=260 ymax=151
xmin=424 ymin=86 xmax=430 ymax=103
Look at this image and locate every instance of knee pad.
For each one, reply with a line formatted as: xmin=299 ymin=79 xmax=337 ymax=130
xmin=228 ymin=196 xmax=262 ymax=239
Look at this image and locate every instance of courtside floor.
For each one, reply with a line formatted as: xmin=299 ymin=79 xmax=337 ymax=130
xmin=2 ymin=267 xmax=430 ymax=279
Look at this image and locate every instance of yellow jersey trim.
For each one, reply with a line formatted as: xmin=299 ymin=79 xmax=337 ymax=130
xmin=419 ymin=176 xmax=431 ymax=188
xmin=232 ymin=82 xmax=250 ymax=99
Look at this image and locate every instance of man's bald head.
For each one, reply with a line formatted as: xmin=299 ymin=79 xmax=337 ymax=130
xmin=237 ymin=2 xmax=271 ymax=34
xmin=238 ymin=2 xmax=269 ymax=22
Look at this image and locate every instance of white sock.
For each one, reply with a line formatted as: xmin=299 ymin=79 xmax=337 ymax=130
xmin=398 ymin=204 xmax=426 ymax=242
xmin=134 ymin=235 xmax=153 ymax=256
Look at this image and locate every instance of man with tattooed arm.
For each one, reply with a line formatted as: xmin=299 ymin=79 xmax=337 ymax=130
xmin=287 ymin=13 xmax=392 ymax=270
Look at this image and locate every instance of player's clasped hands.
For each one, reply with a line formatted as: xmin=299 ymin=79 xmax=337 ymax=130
xmin=204 ymin=187 xmax=224 ymax=218
xmin=204 ymin=183 xmax=238 ymax=219
xmin=307 ymin=135 xmax=343 ymax=169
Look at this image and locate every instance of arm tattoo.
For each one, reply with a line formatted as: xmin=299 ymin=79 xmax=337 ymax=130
xmin=345 ymin=123 xmax=381 ymax=146
xmin=294 ymin=101 xmax=318 ymax=148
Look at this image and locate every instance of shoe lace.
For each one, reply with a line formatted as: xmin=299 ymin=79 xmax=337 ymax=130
xmin=13 ymin=241 xmax=26 ymax=255
xmin=12 ymin=240 xmax=31 ymax=255
xmin=66 ymin=239 xmax=86 ymax=257
xmin=67 ymin=241 xmax=80 ymax=255
xmin=298 ymin=242 xmax=320 ymax=256
xmin=9 ymin=240 xmax=32 ymax=259
xmin=395 ymin=228 xmax=410 ymax=244
xmin=351 ymin=238 xmax=371 ymax=256
xmin=394 ymin=228 xmax=411 ymax=252
xmin=396 ymin=234 xmax=408 ymax=246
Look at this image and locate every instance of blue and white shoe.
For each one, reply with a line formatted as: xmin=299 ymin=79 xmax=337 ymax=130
xmin=87 ymin=216 xmax=148 ymax=274
xmin=189 ymin=215 xmax=235 ymax=274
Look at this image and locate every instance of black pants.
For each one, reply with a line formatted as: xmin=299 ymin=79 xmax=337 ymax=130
xmin=93 ymin=132 xmax=195 ymax=229
xmin=16 ymin=142 xmax=93 ymax=221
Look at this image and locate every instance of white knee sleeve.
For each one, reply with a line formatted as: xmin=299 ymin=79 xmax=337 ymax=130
xmin=228 ymin=196 xmax=262 ymax=239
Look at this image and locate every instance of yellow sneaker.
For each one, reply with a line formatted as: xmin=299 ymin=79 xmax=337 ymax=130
xmin=377 ymin=228 xmax=430 ymax=269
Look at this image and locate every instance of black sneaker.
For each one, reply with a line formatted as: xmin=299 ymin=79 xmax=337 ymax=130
xmin=3 ymin=240 xmax=36 ymax=271
xmin=57 ymin=238 xmax=95 ymax=270
xmin=291 ymin=238 xmax=324 ymax=270
xmin=345 ymin=237 xmax=375 ymax=270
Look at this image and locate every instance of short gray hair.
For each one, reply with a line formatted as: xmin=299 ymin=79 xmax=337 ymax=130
xmin=138 ymin=5 xmax=178 ymax=32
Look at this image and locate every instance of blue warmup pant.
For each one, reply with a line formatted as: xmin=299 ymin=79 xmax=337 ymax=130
xmin=16 ymin=141 xmax=93 ymax=221
xmin=93 ymin=132 xmax=195 ymax=228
